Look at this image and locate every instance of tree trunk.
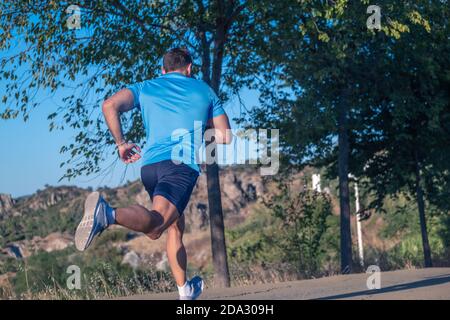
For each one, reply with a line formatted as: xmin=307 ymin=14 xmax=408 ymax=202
xmin=414 ymin=153 xmax=433 ymax=268
xmin=206 ymin=162 xmax=230 ymax=287
xmin=201 ymin=17 xmax=231 ymax=287
xmin=338 ymin=95 xmax=353 ymax=273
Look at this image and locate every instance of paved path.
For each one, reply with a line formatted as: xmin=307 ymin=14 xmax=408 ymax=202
xmin=124 ymin=268 xmax=450 ymax=300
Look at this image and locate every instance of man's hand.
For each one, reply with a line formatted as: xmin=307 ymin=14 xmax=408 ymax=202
xmin=118 ymin=142 xmax=141 ymax=164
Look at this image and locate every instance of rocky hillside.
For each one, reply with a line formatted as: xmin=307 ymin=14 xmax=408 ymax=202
xmin=0 ymin=166 xmax=268 ymax=270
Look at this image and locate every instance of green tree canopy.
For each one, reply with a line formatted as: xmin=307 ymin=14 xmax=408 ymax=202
xmin=0 ymin=0 xmax=264 ymax=179
xmin=243 ymin=0 xmax=441 ymax=270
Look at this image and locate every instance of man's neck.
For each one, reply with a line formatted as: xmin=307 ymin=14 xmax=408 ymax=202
xmin=166 ymin=70 xmax=189 ymax=77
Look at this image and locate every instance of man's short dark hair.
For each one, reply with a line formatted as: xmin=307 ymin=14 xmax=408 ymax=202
xmin=163 ymin=48 xmax=192 ymax=72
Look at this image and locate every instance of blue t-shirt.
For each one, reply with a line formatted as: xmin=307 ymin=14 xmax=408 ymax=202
xmin=127 ymin=72 xmax=225 ymax=172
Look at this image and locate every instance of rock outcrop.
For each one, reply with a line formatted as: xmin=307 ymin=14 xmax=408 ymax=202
xmin=102 ymin=166 xmax=266 ymax=231
xmin=26 ymin=187 xmax=86 ymax=212
xmin=122 ymin=250 xmax=141 ymax=269
xmin=1 ymin=233 xmax=73 ymax=259
xmin=0 ymin=194 xmax=15 ymax=217
xmin=183 ymin=166 xmax=266 ymax=230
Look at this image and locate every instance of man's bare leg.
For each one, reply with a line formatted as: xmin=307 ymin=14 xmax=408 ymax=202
xmin=75 ymin=190 xmax=203 ymax=298
xmin=115 ymin=195 xmax=179 ymax=240
xmin=79 ymin=193 xmax=201 ymax=297
xmin=167 ymin=216 xmax=187 ymax=286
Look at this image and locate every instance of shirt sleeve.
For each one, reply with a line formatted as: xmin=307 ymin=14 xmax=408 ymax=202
xmin=126 ymin=82 xmax=144 ymax=109
xmin=208 ymin=88 xmax=226 ymax=120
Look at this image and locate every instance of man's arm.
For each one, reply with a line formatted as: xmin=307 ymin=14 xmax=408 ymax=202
xmin=207 ymin=113 xmax=233 ymax=144
xmin=102 ymin=89 xmax=141 ymax=163
xmin=102 ymin=88 xmax=135 ymax=144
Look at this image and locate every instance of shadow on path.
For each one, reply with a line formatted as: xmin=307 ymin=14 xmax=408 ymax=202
xmin=317 ymin=274 xmax=450 ymax=300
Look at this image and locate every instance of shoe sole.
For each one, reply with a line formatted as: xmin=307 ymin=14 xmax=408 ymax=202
xmin=75 ymin=191 xmax=100 ymax=251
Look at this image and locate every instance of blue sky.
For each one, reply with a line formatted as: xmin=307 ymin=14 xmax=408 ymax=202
xmin=0 ymin=14 xmax=263 ymax=198
xmin=0 ymin=82 xmax=259 ymax=198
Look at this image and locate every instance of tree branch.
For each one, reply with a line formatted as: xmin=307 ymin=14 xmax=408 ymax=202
xmin=224 ymin=0 xmax=247 ymax=30
xmin=194 ymin=0 xmax=212 ymax=83
xmin=107 ymin=0 xmax=172 ymax=32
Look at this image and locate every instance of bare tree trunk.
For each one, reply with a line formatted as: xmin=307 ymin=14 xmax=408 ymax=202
xmin=414 ymin=152 xmax=433 ymax=268
xmin=199 ymin=7 xmax=231 ymax=287
xmin=338 ymin=95 xmax=353 ymax=273
xmin=206 ymin=162 xmax=230 ymax=287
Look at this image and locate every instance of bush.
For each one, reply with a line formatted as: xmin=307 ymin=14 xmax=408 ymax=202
xmin=227 ymin=177 xmax=337 ymax=279
xmin=269 ymin=184 xmax=334 ymax=277
xmin=365 ymin=196 xmax=449 ymax=270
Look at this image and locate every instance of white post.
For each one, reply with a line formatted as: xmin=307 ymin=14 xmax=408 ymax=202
xmin=312 ymin=174 xmax=321 ymax=192
xmin=354 ymin=180 xmax=364 ymax=267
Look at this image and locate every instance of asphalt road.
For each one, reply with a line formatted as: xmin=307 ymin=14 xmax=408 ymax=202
xmin=124 ymin=268 xmax=450 ymax=300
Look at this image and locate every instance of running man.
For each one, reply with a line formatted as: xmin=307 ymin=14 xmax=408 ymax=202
xmin=74 ymin=48 xmax=232 ymax=300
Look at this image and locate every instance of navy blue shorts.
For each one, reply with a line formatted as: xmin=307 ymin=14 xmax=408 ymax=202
xmin=140 ymin=160 xmax=199 ymax=216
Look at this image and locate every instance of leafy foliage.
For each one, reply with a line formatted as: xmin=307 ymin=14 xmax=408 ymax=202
xmin=228 ymin=176 xmax=337 ymax=278
xmin=242 ymin=0 xmax=449 ymax=267
xmin=268 ymin=180 xmax=333 ymax=276
xmin=0 ymin=0 xmax=263 ymax=179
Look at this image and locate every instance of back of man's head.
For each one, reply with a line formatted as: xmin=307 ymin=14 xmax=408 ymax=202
xmin=163 ymin=48 xmax=192 ymax=73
